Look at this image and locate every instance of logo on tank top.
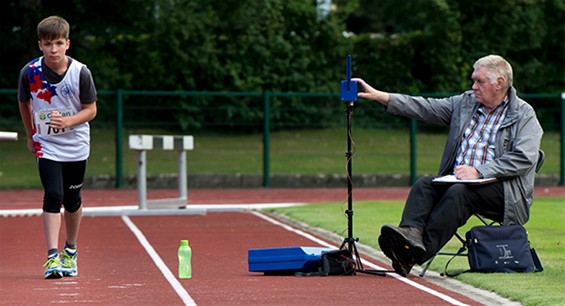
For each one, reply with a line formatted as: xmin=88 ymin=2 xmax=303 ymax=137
xmin=60 ymin=84 xmax=75 ymax=98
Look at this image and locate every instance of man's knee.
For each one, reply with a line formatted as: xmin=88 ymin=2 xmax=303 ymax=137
xmin=415 ymin=176 xmax=434 ymax=185
xmin=412 ymin=176 xmax=435 ymax=192
xmin=444 ymin=183 xmax=471 ymax=199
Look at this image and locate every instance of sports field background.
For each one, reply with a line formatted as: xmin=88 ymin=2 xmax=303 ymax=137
xmin=268 ymin=194 xmax=565 ymax=306
xmin=0 ymin=188 xmax=488 ymax=305
xmin=0 ymin=127 xmax=562 ymax=189
xmin=1 ymin=187 xmax=563 ymax=305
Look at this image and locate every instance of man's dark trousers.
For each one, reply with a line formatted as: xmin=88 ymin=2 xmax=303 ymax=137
xmin=399 ymin=176 xmax=505 ymax=262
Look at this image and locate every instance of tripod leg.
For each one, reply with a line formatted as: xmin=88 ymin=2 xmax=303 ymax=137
xmin=352 ymin=242 xmax=389 ymax=276
xmin=350 ymin=239 xmax=364 ymax=270
xmin=340 ymin=102 xmax=393 ymax=277
xmin=339 ymin=239 xmax=347 ymax=250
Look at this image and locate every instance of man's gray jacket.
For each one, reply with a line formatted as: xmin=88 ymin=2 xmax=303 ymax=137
xmin=386 ymin=87 xmax=543 ymax=225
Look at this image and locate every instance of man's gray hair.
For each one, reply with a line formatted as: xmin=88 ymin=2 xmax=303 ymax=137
xmin=473 ymin=55 xmax=513 ymax=89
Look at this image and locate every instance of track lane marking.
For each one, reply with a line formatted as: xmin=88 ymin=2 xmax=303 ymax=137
xmin=121 ymin=215 xmax=196 ymax=306
xmin=252 ymin=211 xmax=469 ymax=306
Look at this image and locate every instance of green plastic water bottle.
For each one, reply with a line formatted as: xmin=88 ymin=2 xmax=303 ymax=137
xmin=178 ymin=240 xmax=192 ymax=279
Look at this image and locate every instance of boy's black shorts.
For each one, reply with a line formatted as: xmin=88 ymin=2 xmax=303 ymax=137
xmin=38 ymin=158 xmax=86 ymax=213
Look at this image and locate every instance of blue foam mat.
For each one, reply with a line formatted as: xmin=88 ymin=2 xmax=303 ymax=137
xmin=248 ymin=246 xmax=335 ymax=273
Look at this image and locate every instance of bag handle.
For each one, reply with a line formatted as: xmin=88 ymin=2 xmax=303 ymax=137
xmin=442 ymin=246 xmax=469 ymax=277
xmin=531 ymin=248 xmax=544 ymax=272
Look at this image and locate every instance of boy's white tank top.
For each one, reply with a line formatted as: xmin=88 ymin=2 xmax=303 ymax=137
xmin=29 ymin=57 xmax=90 ymax=161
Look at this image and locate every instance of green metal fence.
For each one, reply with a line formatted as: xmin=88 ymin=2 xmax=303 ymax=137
xmin=1 ymin=89 xmax=564 ymax=187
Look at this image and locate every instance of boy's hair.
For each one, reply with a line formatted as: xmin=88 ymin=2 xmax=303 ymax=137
xmin=37 ymin=16 xmax=69 ymax=41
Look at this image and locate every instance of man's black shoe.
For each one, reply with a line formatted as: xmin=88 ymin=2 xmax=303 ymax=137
xmin=379 ymin=234 xmax=415 ymax=276
xmin=392 ymin=260 xmax=413 ymax=277
xmin=378 ymin=225 xmax=427 ymax=276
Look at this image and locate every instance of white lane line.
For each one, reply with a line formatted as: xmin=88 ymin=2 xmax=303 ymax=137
xmin=251 ymin=211 xmax=469 ymax=306
xmin=0 ymin=203 xmax=302 ymax=218
xmin=121 ymin=215 xmax=196 ymax=306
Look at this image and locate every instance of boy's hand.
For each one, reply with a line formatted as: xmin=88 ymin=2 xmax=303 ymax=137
xmin=49 ymin=110 xmax=67 ymax=129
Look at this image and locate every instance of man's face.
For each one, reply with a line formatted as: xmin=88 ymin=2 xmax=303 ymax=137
xmin=471 ymin=67 xmax=500 ymax=106
xmin=38 ymin=37 xmax=69 ymax=67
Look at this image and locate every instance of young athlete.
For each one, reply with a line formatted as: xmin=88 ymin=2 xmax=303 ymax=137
xmin=17 ymin=16 xmax=97 ymax=279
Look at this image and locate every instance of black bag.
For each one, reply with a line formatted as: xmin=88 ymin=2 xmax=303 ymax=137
xmin=321 ymin=249 xmax=356 ymax=275
xmin=295 ymin=249 xmax=356 ymax=276
xmin=466 ymin=225 xmax=543 ymax=273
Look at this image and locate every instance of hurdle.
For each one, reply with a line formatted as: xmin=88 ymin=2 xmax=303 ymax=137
xmin=128 ymin=135 xmax=194 ymax=210
xmin=0 ymin=131 xmax=18 ymax=141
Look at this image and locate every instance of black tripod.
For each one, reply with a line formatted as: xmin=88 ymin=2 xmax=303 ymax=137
xmin=339 ymin=101 xmax=394 ymax=276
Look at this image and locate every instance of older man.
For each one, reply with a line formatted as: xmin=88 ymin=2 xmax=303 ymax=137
xmin=354 ymin=55 xmax=543 ymax=276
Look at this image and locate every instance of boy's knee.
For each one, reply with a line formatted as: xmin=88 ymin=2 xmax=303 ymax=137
xmin=43 ymin=190 xmax=63 ymax=213
xmin=63 ymin=200 xmax=82 ymax=213
xmin=63 ymin=190 xmax=82 ymax=213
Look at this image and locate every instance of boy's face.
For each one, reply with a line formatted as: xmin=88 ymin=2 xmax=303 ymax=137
xmin=38 ymin=37 xmax=69 ymax=67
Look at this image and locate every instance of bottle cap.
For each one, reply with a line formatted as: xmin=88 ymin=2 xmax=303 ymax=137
xmin=180 ymin=240 xmax=189 ymax=246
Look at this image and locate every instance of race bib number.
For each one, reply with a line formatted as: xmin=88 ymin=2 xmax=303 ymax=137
xmin=34 ymin=108 xmax=75 ymax=136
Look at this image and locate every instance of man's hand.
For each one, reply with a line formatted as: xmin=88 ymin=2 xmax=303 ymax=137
xmin=352 ymin=78 xmax=389 ymax=106
xmin=454 ymin=165 xmax=481 ymax=180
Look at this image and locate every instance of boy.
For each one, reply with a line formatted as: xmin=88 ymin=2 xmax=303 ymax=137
xmin=17 ymin=16 xmax=97 ymax=279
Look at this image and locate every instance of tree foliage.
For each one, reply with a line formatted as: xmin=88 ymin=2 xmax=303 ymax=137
xmin=1 ymin=0 xmax=562 ymax=130
xmin=347 ymin=0 xmax=564 ymax=93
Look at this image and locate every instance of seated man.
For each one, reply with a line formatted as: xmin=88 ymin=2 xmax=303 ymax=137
xmin=354 ymin=55 xmax=543 ymax=276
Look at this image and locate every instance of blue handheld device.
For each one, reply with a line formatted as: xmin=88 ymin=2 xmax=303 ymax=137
xmin=340 ymin=55 xmax=357 ymax=102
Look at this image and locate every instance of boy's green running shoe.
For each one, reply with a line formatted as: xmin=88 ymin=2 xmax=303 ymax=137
xmin=43 ymin=255 xmax=63 ymax=279
xmin=60 ymin=248 xmax=78 ymax=277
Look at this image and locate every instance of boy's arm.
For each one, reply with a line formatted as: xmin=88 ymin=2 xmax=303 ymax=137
xmin=18 ymin=101 xmax=35 ymax=153
xmin=49 ymin=102 xmax=97 ymax=129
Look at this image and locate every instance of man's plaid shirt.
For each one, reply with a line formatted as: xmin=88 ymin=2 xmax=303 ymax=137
xmin=455 ymin=94 xmax=510 ymax=170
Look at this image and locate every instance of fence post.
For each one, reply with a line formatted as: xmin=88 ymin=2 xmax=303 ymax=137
xmin=263 ymin=90 xmax=271 ymax=187
xmin=115 ymin=89 xmax=123 ymax=188
xmin=410 ymin=119 xmax=417 ymax=185
xmin=561 ymin=93 xmax=565 ymax=185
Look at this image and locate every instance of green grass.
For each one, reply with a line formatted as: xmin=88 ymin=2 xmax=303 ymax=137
xmin=267 ymin=197 xmax=565 ymax=306
xmin=0 ymin=127 xmax=561 ymax=188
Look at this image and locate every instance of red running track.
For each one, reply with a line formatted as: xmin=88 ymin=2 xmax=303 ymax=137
xmin=1 ymin=187 xmax=563 ymax=305
xmin=1 ymin=186 xmax=562 ymax=209
xmin=0 ymin=187 xmax=416 ymax=209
